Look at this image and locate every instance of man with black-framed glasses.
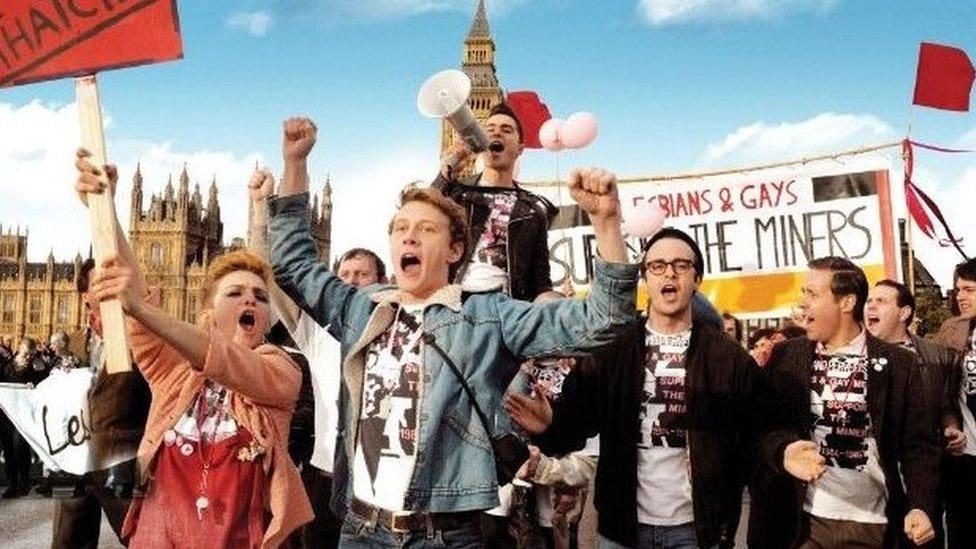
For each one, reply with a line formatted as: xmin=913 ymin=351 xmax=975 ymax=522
xmin=506 ymin=227 xmax=759 ymax=548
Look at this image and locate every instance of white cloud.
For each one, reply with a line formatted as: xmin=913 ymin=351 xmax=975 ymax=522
xmin=0 ymin=101 xmax=263 ymax=263
xmin=699 ymin=112 xmax=894 ymax=167
xmin=226 ymin=11 xmax=274 ymax=36
xmin=326 ymin=149 xmax=438 ymax=267
xmin=638 ymin=0 xmax=838 ymax=26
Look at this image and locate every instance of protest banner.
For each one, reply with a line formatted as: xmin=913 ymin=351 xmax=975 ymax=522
xmin=529 ymin=148 xmax=899 ymax=318
xmin=1 ymin=0 xmax=183 ymax=372
xmin=0 ymin=0 xmax=182 ymax=88
xmin=0 ymin=370 xmax=132 ymax=475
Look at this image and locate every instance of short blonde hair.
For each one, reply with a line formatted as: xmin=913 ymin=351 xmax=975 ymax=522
xmin=389 ymin=186 xmax=469 ymax=277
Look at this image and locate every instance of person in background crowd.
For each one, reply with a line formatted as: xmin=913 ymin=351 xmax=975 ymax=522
xmin=723 ymin=312 xmax=744 ymax=346
xmin=865 ymin=278 xmax=962 ymax=548
xmin=777 ymin=324 xmax=807 ymax=341
xmin=757 ymin=257 xmax=939 ymax=548
xmin=510 ymin=357 xmax=593 ymax=549
xmin=1 ymin=337 xmax=44 ymax=498
xmin=51 ymin=257 xmax=152 ymax=549
xmin=749 ymin=327 xmax=783 ymax=368
xmin=41 ymin=332 xmax=81 ymax=372
xmin=249 ymin=168 xmax=387 ymax=548
xmin=507 ymin=228 xmax=759 ymax=549
xmin=934 ymin=258 xmax=976 ymax=548
xmin=270 ymin=116 xmax=636 ymax=547
xmin=74 ymin=148 xmax=312 ymax=547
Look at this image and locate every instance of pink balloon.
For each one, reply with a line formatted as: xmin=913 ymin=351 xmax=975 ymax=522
xmin=539 ymin=118 xmax=565 ymax=151
xmin=561 ymin=112 xmax=598 ymax=149
xmin=621 ymin=200 xmax=667 ymax=238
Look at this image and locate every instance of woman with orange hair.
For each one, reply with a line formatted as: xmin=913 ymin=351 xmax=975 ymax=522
xmin=73 ymin=149 xmax=312 ymax=548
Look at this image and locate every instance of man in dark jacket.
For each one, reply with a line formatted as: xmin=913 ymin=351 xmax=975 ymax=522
xmin=506 ymin=228 xmax=759 ymax=548
xmin=934 ymin=258 xmax=976 ymax=548
xmin=52 ymin=258 xmax=151 ymax=549
xmin=865 ymin=279 xmax=962 ymax=547
xmin=432 ymin=102 xmax=559 ymax=302
xmin=757 ymin=257 xmax=939 ymax=548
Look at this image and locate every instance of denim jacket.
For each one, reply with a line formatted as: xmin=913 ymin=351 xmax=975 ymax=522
xmin=268 ymin=193 xmax=638 ymax=514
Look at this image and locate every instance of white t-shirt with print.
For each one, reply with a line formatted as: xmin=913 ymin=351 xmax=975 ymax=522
xmin=958 ymin=325 xmax=976 ymax=457
xmin=805 ymin=330 xmax=888 ymax=524
xmin=290 ymin=312 xmax=342 ymax=474
xmin=352 ymin=304 xmax=424 ymax=511
xmin=461 ymin=190 xmax=518 ymax=293
xmin=636 ymin=327 xmax=694 ymax=526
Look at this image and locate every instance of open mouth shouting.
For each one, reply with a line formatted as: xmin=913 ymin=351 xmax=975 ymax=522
xmin=400 ymin=253 xmax=422 ymax=278
xmin=660 ymin=283 xmax=679 ymax=300
xmin=865 ymin=314 xmax=880 ymax=329
xmin=238 ymin=310 xmax=257 ymax=333
xmin=488 ymin=140 xmax=505 ymax=154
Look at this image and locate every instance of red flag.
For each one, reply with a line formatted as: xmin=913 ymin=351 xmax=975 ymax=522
xmin=506 ymin=91 xmax=552 ymax=149
xmin=912 ymin=42 xmax=975 ymax=112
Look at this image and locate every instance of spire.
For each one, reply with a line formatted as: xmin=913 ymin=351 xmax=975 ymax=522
xmin=131 ymin=162 xmax=144 ymax=225
xmin=207 ymin=177 xmax=220 ymax=220
xmin=321 ymin=175 xmax=332 ymax=214
xmin=466 ymin=0 xmax=491 ymax=41
xmin=164 ymin=175 xmax=174 ymax=201
xmin=178 ymin=163 xmax=189 ymax=203
xmin=192 ymin=182 xmax=202 ymax=209
xmin=133 ymin=162 xmax=143 ymax=190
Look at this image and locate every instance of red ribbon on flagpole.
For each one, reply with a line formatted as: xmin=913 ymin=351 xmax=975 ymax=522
xmin=901 ymin=139 xmax=970 ymax=259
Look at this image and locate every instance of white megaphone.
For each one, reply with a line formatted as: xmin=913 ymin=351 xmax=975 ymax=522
xmin=418 ymin=69 xmax=491 ymax=175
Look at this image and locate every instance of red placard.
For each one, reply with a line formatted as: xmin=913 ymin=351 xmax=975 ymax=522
xmin=0 ymin=0 xmax=182 ymax=88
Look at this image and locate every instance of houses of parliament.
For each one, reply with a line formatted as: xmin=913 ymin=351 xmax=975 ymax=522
xmin=0 ymin=0 xmax=504 ymax=345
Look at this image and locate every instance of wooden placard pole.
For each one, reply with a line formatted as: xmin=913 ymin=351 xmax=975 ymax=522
xmin=75 ymin=74 xmax=131 ymax=374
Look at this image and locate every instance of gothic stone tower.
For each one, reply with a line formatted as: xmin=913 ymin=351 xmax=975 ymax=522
xmin=128 ymin=164 xmax=222 ymax=323
xmin=440 ymin=0 xmax=504 ymax=177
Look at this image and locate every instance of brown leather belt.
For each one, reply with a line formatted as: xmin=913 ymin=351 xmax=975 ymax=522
xmin=349 ymin=497 xmax=478 ymax=534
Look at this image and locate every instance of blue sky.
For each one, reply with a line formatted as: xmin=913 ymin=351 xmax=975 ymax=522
xmin=1 ymin=0 xmax=974 ymax=288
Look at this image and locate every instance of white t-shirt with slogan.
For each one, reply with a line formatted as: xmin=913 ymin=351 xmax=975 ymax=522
xmin=636 ymin=326 xmax=694 ymax=526
xmin=805 ymin=330 xmax=888 ymax=524
xmin=461 ymin=190 xmax=517 ymax=293
xmin=352 ymin=304 xmax=424 ymax=511
xmin=959 ymin=325 xmax=976 ymax=457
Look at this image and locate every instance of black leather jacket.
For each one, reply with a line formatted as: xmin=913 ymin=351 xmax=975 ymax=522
xmin=539 ymin=320 xmax=759 ymax=548
xmin=432 ymin=173 xmax=558 ymax=302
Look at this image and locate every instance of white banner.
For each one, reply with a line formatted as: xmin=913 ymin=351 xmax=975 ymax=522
xmin=530 ymin=152 xmax=900 ymax=317
xmin=0 ymin=369 xmax=130 ymax=475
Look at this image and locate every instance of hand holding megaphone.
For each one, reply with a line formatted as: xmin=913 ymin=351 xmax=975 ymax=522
xmin=440 ymin=136 xmax=473 ymax=179
xmin=419 ymin=70 xmax=491 ymax=179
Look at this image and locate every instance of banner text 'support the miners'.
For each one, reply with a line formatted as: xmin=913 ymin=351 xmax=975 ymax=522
xmin=535 ymin=155 xmax=897 ymax=317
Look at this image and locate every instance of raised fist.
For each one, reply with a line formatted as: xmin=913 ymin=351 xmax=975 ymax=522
xmin=248 ymin=168 xmax=276 ymax=203
xmin=283 ymin=117 xmax=317 ymax=162
xmin=568 ymin=167 xmax=620 ymax=223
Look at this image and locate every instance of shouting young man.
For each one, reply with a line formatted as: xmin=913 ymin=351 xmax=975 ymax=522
xmin=758 ymin=257 xmax=939 ymax=548
xmin=268 ymin=117 xmax=637 ymax=546
xmin=433 ymin=102 xmax=559 ymax=302
xmin=505 ymin=228 xmax=759 ymax=549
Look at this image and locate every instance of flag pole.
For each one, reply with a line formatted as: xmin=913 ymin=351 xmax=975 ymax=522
xmin=904 ymin=79 xmax=917 ymax=295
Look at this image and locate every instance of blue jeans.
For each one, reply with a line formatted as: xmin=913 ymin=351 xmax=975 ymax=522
xmin=599 ymin=523 xmax=712 ymax=549
xmin=338 ymin=511 xmax=484 ymax=548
